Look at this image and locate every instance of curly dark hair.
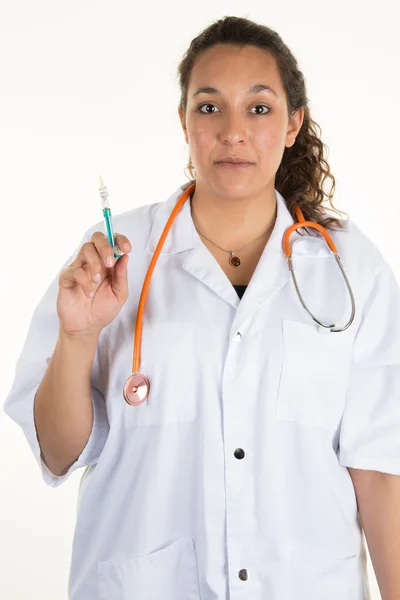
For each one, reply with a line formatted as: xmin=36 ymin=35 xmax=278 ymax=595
xmin=177 ymin=16 xmax=348 ymax=233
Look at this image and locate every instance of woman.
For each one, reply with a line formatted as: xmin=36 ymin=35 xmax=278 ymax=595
xmin=4 ymin=16 xmax=400 ymax=600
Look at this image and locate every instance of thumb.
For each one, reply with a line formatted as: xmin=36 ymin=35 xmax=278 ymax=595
xmin=111 ymin=253 xmax=129 ymax=299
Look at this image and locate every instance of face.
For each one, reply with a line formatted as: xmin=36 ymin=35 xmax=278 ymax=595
xmin=178 ymin=44 xmax=304 ymax=198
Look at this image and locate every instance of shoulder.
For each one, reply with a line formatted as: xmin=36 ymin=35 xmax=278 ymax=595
xmin=86 ymin=200 xmax=163 ymax=250
xmin=84 ymin=182 xmax=192 ymax=251
xmin=330 ymin=216 xmax=387 ymax=275
xmin=329 ymin=216 xmax=396 ymax=302
xmin=113 ymin=201 xmax=162 ymax=238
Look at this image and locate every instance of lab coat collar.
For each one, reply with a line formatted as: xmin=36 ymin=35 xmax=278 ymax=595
xmin=144 ymin=179 xmax=295 ymax=258
xmin=144 ymin=180 xmax=298 ymax=331
xmin=144 ymin=181 xmax=196 ymax=257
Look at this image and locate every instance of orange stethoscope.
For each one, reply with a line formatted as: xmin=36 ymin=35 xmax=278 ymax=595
xmin=123 ymin=181 xmax=356 ymax=406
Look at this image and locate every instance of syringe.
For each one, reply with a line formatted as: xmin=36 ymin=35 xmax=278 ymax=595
xmin=98 ymin=176 xmax=122 ymax=260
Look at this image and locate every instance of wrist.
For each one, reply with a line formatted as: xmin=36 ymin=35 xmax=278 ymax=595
xmin=58 ymin=328 xmax=101 ymax=347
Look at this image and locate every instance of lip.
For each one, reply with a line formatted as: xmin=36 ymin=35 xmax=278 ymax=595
xmin=216 ymin=162 xmax=254 ymax=169
xmin=216 ymin=157 xmax=254 ymax=164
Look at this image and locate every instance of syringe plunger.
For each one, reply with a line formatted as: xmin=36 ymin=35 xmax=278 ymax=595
xmin=99 ymin=175 xmax=110 ymax=210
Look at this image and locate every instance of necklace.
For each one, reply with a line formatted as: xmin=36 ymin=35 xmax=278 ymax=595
xmin=194 ymin=215 xmax=277 ymax=267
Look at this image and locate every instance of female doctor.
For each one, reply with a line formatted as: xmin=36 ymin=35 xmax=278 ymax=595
xmin=4 ymin=15 xmax=400 ymax=600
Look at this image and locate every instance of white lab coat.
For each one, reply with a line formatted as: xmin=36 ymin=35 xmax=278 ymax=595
xmin=4 ymin=180 xmax=400 ymax=600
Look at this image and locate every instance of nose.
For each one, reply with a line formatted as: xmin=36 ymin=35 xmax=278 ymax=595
xmin=218 ymin=112 xmax=246 ymax=145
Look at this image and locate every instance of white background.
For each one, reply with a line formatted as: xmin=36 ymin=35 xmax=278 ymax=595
xmin=1 ymin=1 xmax=399 ymax=598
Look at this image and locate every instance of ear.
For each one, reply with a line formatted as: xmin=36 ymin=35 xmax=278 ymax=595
xmin=178 ymin=105 xmax=189 ymax=145
xmin=285 ymin=107 xmax=305 ymax=149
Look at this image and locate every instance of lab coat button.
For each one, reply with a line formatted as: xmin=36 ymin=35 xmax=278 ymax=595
xmin=239 ymin=569 xmax=248 ymax=581
xmin=234 ymin=448 xmax=245 ymax=459
xmin=233 ymin=332 xmax=242 ymax=342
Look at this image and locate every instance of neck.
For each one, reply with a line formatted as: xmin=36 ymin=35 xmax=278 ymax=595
xmin=190 ymin=181 xmax=277 ymax=250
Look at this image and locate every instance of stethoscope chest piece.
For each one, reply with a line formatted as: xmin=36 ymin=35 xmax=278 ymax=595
xmin=123 ymin=373 xmax=150 ymax=406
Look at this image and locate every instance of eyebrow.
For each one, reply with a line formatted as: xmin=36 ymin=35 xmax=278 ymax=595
xmin=192 ymin=83 xmax=278 ymax=99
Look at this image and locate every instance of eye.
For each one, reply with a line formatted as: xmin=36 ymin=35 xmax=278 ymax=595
xmin=196 ymin=103 xmax=271 ymax=115
xmin=197 ymin=103 xmax=219 ymax=114
xmin=250 ymin=105 xmax=271 ymax=115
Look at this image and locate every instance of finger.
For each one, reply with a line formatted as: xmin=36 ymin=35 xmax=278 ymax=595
xmin=90 ymin=231 xmax=118 ymax=269
xmin=59 ymin=266 xmax=94 ymax=298
xmin=111 ymin=252 xmax=129 ymax=298
xmin=80 ymin=242 xmax=106 ymax=283
xmin=70 ymin=241 xmax=105 ymax=283
xmin=114 ymin=233 xmax=132 ymax=254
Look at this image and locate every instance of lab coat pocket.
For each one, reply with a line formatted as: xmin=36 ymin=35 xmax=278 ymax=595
xmin=124 ymin=321 xmax=197 ymax=427
xmin=276 ymin=320 xmax=354 ymax=431
xmin=98 ymin=537 xmax=201 ymax=600
xmin=284 ymin=544 xmax=362 ymax=599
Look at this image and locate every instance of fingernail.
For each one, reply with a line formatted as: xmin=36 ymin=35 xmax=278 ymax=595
xmin=123 ymin=243 xmax=130 ymax=251
xmin=93 ymin=273 xmax=101 ymax=283
xmin=106 ymin=257 xmax=113 ymax=267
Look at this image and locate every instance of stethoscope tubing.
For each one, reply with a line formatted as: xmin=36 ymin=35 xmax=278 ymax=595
xmin=122 ymin=182 xmax=356 ymax=405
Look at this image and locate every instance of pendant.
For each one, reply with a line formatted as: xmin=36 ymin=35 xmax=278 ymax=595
xmin=123 ymin=373 xmax=150 ymax=405
xmin=229 ymin=252 xmax=241 ymax=267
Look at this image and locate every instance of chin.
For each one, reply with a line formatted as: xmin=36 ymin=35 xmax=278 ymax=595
xmin=214 ymin=176 xmax=259 ymax=195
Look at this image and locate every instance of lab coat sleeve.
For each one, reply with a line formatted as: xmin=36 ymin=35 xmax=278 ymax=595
xmin=3 ymin=225 xmax=110 ymax=488
xmin=338 ymin=256 xmax=400 ymax=475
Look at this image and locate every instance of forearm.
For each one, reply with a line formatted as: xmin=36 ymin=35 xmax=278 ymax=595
xmin=33 ymin=330 xmax=100 ymax=476
xmin=352 ymin=470 xmax=400 ymax=600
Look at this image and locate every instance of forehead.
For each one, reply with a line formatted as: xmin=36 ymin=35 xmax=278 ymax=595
xmin=189 ymin=44 xmax=282 ymax=94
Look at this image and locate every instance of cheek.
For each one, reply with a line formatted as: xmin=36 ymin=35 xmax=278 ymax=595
xmin=254 ymin=124 xmax=282 ymax=148
xmin=255 ymin=127 xmax=287 ymax=162
xmin=190 ymin=127 xmax=213 ymax=158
